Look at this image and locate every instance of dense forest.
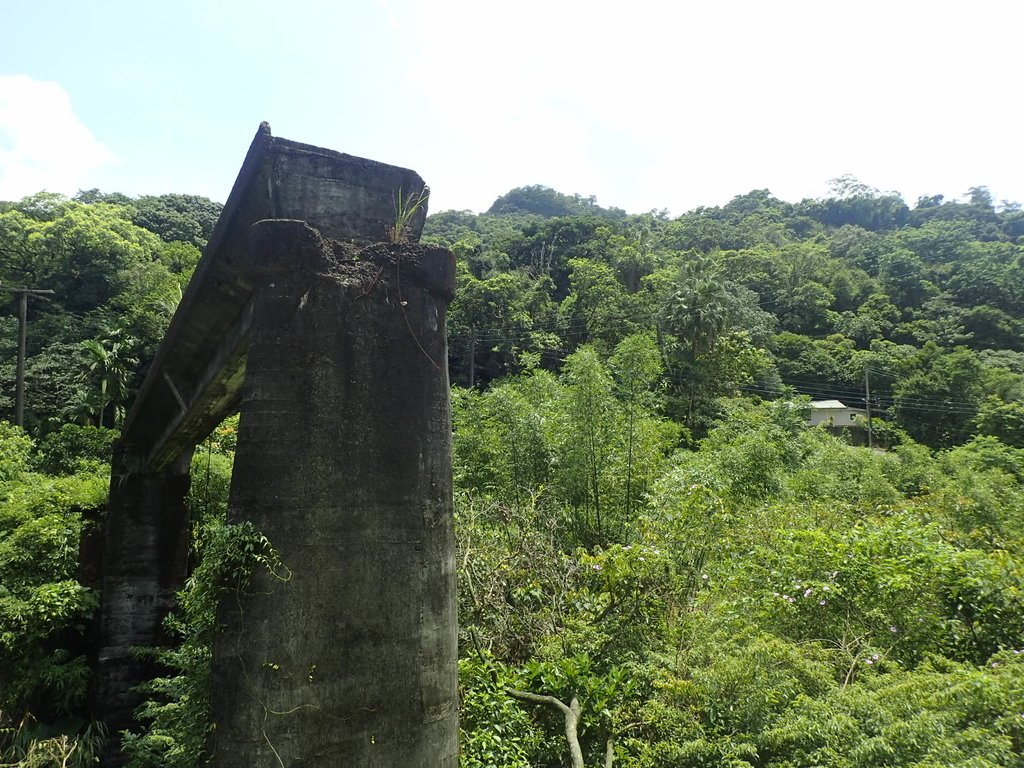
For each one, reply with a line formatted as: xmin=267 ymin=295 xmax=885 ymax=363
xmin=0 ymin=178 xmax=1022 ymax=766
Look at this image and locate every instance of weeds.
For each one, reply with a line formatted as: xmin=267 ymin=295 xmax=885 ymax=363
xmin=386 ymin=186 xmax=429 ymax=243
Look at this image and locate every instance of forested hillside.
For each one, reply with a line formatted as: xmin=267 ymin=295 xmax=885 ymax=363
xmin=1 ymin=180 xmax=1022 ymax=767
xmin=429 ymin=180 xmax=1024 ymax=448
xmin=0 ymin=191 xmax=216 ymax=431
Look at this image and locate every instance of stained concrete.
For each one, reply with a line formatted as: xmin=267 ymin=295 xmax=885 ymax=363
xmin=120 ymin=123 xmax=430 ymax=473
xmin=208 ymin=220 xmax=457 ymax=766
xmin=92 ymin=447 xmax=191 ymax=742
xmin=93 ymin=125 xmax=457 ymax=767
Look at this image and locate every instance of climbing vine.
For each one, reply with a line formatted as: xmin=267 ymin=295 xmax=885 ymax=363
xmin=121 ymin=519 xmax=287 ymax=768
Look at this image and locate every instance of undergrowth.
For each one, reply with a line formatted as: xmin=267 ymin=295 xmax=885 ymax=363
xmin=120 ymin=520 xmax=283 ymax=768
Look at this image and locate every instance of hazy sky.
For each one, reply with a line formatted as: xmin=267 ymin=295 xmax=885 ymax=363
xmin=1 ymin=0 xmax=1021 ymax=215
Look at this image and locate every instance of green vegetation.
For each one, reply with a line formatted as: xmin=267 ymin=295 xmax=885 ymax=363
xmin=0 ymin=191 xmax=210 ymax=432
xmin=438 ymin=181 xmax=1024 ymax=766
xmin=2 ymin=180 xmax=1024 ymax=765
xmin=387 ymin=186 xmax=430 ymax=243
xmin=0 ymin=420 xmax=109 ymax=766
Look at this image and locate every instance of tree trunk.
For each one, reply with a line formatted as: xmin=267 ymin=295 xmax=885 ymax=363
xmin=506 ymin=689 xmax=584 ymax=768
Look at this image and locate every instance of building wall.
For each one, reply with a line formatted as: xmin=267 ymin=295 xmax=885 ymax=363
xmin=808 ymin=407 xmax=867 ymax=427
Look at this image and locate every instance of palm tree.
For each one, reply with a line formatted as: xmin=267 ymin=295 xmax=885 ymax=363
xmin=80 ymin=330 xmax=138 ymax=428
xmin=659 ymin=257 xmax=734 ymax=430
xmin=661 ymin=256 xmax=732 ymax=361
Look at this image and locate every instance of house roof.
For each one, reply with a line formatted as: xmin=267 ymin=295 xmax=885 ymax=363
xmin=810 ymin=400 xmax=848 ymax=410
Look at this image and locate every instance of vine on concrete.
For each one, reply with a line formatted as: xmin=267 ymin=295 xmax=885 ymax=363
xmin=122 ymin=520 xmax=288 ymax=768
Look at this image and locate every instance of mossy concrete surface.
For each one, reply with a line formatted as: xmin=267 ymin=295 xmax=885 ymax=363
xmin=209 ymin=220 xmax=457 ymax=767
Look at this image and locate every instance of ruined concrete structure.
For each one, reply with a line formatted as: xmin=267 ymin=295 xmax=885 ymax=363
xmin=93 ymin=124 xmax=458 ymax=766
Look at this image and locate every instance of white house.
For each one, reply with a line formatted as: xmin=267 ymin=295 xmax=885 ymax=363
xmin=808 ymin=399 xmax=868 ymax=428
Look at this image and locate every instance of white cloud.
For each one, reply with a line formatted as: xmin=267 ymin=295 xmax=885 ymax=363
xmin=0 ymin=75 xmax=112 ymax=201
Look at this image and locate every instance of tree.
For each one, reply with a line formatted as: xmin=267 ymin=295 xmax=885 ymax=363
xmin=891 ymin=345 xmax=985 ymax=447
xmin=557 ymin=346 xmax=620 ymax=545
xmin=80 ymin=330 xmax=138 ymax=428
xmin=878 ymin=247 xmax=937 ymax=311
xmin=609 ymin=333 xmax=666 ymax=520
xmin=0 ymin=422 xmax=107 ymax=750
xmin=452 ymin=375 xmax=554 ymax=508
xmin=659 ymin=256 xmax=732 ymax=360
xmin=975 ymin=395 xmax=1024 ymax=448
xmin=800 ymin=176 xmax=910 ymax=231
xmin=560 ymin=258 xmax=647 ymax=352
xmin=447 ymin=264 xmax=557 ymax=385
xmin=836 ymin=293 xmax=900 ymax=347
xmin=488 ymin=185 xmax=626 ymax=221
xmin=132 ymin=194 xmax=222 ymax=248
xmin=604 ymin=223 xmax=661 ymax=293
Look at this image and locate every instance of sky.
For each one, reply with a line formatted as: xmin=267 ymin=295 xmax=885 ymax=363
xmin=1 ymin=0 xmax=1022 ymax=216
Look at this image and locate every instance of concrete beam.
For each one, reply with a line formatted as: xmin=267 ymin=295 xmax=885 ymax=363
xmin=119 ymin=123 xmax=429 ymax=471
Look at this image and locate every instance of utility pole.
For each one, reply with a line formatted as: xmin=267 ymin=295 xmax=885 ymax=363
xmin=468 ymin=329 xmax=476 ymax=388
xmin=1 ymin=285 xmax=55 ymax=427
xmin=864 ymin=363 xmax=873 ymax=450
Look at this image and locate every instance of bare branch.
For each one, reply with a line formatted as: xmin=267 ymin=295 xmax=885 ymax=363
xmin=506 ymin=689 xmax=585 ymax=768
xmin=506 ymin=688 xmax=571 ymax=716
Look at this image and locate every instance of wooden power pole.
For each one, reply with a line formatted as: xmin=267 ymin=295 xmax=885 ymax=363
xmin=864 ymin=363 xmax=873 ymax=449
xmin=0 ymin=285 xmax=55 ymax=427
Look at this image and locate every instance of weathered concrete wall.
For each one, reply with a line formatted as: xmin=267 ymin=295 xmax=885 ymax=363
xmin=208 ymin=220 xmax=458 ymax=767
xmin=93 ymin=125 xmax=455 ymax=766
xmin=92 ymin=447 xmax=191 ymax=759
xmin=265 ymin=134 xmax=429 ymax=245
xmin=121 ymin=123 xmax=429 ymax=474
